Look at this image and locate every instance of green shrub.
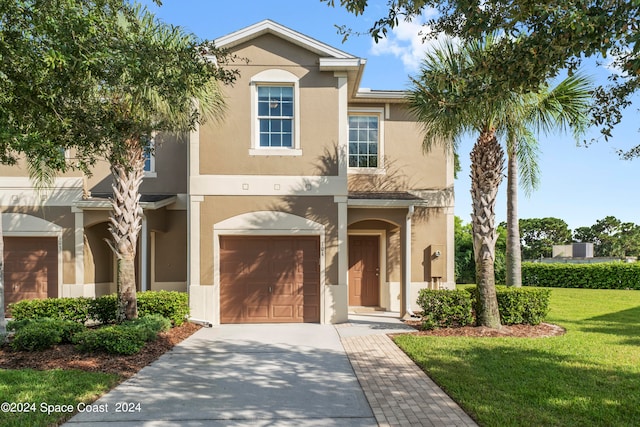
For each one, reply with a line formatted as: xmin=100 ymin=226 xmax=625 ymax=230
xmin=522 ymin=262 xmax=640 ymax=289
xmin=73 ymin=325 xmax=147 ymax=355
xmin=138 ymin=291 xmax=188 ymax=325
xmin=496 ymin=287 xmax=551 ymax=325
xmin=123 ymin=315 xmax=171 ymax=341
xmin=8 ymin=297 xmax=90 ymax=323
xmin=10 ymin=318 xmax=86 ymax=351
xmin=467 ymin=286 xmax=551 ymax=325
xmin=87 ymin=294 xmax=118 ymax=324
xmin=417 ymin=289 xmax=474 ymax=330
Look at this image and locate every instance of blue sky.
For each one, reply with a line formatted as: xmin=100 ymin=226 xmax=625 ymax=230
xmin=141 ymin=0 xmax=640 ymax=232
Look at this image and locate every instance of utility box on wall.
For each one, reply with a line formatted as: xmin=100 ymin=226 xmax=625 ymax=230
xmin=428 ymin=244 xmax=446 ymax=279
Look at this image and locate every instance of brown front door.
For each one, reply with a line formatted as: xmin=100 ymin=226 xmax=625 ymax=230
xmin=348 ymin=235 xmax=379 ymax=306
xmin=3 ymin=236 xmax=58 ymax=312
xmin=220 ymin=236 xmax=320 ymax=323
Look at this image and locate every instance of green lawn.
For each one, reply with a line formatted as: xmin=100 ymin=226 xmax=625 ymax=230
xmin=0 ymin=369 xmax=120 ymax=427
xmin=394 ymin=288 xmax=640 ymax=427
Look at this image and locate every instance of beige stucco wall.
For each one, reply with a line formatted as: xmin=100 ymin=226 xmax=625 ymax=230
xmin=153 ymin=210 xmax=187 ymax=284
xmin=88 ymin=133 xmax=187 ymax=195
xmin=348 ymin=102 xmax=452 ymax=192
xmin=200 ymin=34 xmax=341 ymax=176
xmin=198 ymin=195 xmax=339 ymax=287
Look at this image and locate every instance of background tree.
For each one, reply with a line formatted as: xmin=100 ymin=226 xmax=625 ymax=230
xmin=504 ymin=74 xmax=591 ymax=287
xmin=519 ymin=217 xmax=572 ymax=259
xmin=574 ymin=216 xmax=640 ymax=257
xmin=455 ymin=216 xmax=506 ymax=284
xmin=323 ymin=0 xmax=639 ymax=146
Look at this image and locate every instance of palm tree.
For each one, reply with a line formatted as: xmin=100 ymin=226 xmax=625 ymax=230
xmin=504 ymin=76 xmax=591 ymax=287
xmin=409 ymin=37 xmax=509 ymax=328
xmin=101 ymin=8 xmax=227 ymax=321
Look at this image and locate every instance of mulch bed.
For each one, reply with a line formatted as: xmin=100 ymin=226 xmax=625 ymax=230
xmin=0 ymin=322 xmax=201 ymax=379
xmin=403 ymin=320 xmax=566 ymax=338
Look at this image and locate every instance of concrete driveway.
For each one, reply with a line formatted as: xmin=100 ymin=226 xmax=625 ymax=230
xmin=66 ymin=324 xmax=376 ymax=426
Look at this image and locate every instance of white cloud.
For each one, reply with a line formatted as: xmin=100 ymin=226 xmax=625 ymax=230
xmin=368 ymin=9 xmax=453 ymax=74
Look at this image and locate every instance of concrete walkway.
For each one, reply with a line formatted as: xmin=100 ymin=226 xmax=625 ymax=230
xmin=66 ymin=315 xmax=477 ymax=426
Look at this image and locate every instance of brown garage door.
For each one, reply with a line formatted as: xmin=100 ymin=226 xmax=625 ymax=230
xmin=220 ymin=236 xmax=320 ymax=323
xmin=3 ymin=236 xmax=58 ymax=312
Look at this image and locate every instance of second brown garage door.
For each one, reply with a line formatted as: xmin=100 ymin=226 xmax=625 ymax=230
xmin=3 ymin=236 xmax=58 ymax=312
xmin=220 ymin=236 xmax=320 ymax=323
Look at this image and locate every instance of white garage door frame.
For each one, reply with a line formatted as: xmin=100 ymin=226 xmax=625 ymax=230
xmin=1 ymin=213 xmax=64 ymax=300
xmin=213 ymin=211 xmax=326 ymax=325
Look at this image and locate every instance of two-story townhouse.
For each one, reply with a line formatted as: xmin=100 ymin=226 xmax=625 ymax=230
xmin=1 ymin=20 xmax=454 ymax=324
xmin=188 ymin=20 xmax=455 ymax=325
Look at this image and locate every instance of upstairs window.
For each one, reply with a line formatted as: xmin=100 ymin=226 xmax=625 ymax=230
xmin=250 ymin=69 xmax=301 ymax=156
xmin=258 ymin=86 xmax=294 ymax=148
xmin=142 ymin=135 xmax=156 ymax=177
xmin=349 ymin=114 xmax=380 ymax=169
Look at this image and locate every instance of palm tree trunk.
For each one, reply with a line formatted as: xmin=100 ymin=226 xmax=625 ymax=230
xmin=109 ymin=138 xmax=145 ymax=322
xmin=506 ymin=141 xmax=523 ymax=287
xmin=470 ymin=130 xmax=504 ymax=328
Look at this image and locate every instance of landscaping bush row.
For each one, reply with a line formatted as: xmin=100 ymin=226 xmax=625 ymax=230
xmin=417 ymin=286 xmax=551 ymax=330
xmin=522 ymin=262 xmax=640 ymax=290
xmin=8 ymin=314 xmax=172 ymax=354
xmin=8 ymin=290 xmax=189 ymax=326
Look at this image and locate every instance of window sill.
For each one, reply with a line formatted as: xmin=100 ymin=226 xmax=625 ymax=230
xmin=249 ymin=148 xmax=302 ymax=156
xmin=348 ymin=167 xmax=385 ymax=175
xmin=144 ymin=172 xmax=157 ymax=178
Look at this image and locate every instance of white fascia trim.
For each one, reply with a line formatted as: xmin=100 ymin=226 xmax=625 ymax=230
xmin=0 ymin=177 xmax=83 ymax=188
xmin=355 ymin=89 xmax=408 ymax=101
xmin=348 ymin=199 xmax=427 ymax=208
xmin=190 ymin=175 xmax=347 ymax=196
xmin=319 ymin=57 xmax=363 ymax=70
xmin=2 ymin=213 xmax=63 ymax=233
xmin=215 ymin=20 xmax=356 ymax=59
xmin=0 ymin=177 xmax=83 ymax=207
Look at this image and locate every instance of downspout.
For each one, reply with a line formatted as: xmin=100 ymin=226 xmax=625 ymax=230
xmin=405 ymin=205 xmax=416 ymax=317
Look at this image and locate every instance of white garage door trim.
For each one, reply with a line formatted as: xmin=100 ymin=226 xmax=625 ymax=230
xmin=2 ymin=213 xmax=64 ymax=301
xmin=213 ymin=211 xmax=326 ymax=325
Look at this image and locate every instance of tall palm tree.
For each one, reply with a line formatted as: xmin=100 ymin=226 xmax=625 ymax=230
xmin=409 ymin=37 xmax=510 ymax=328
xmin=102 ymin=8 xmax=226 ymax=321
xmin=505 ymin=76 xmax=591 ymax=287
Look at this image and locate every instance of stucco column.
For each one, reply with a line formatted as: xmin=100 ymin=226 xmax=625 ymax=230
xmin=404 ymin=205 xmax=415 ymax=317
xmin=72 ymin=208 xmax=85 ymax=295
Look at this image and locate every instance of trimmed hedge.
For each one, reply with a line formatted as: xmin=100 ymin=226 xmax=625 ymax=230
xmin=8 ymin=291 xmax=189 ymax=325
xmin=495 ymin=287 xmax=551 ymax=325
xmin=72 ymin=315 xmax=172 ymax=355
xmin=522 ymin=262 xmax=640 ymax=290
xmin=416 ymin=289 xmax=474 ymax=330
xmin=417 ymin=286 xmax=551 ymax=329
xmin=9 ymin=318 xmax=86 ymax=351
xmin=8 ymin=297 xmax=91 ymax=323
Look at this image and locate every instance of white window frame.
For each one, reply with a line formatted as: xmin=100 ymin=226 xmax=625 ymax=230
xmin=347 ymin=107 xmax=385 ymax=174
xmin=250 ymin=69 xmax=301 ymax=156
xmin=143 ymin=134 xmax=157 ymax=178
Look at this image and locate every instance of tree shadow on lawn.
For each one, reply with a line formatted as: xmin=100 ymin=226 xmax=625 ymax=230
xmin=582 ymin=305 xmax=640 ymax=346
xmin=396 ymin=337 xmax=640 ymax=427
